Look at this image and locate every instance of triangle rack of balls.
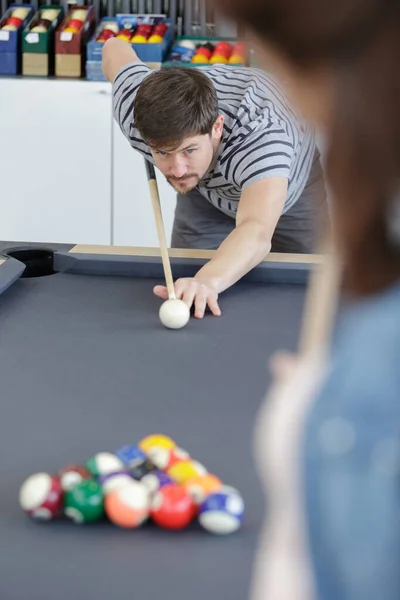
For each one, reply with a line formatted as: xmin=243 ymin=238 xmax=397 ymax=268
xmin=19 ymin=434 xmax=245 ymax=535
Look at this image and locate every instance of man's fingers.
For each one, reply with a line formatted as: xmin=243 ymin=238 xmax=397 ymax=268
xmin=194 ymin=289 xmax=207 ymax=319
xmin=207 ymin=295 xmax=222 ymax=317
xmin=153 ymin=285 xmax=169 ymax=300
xmin=182 ymin=282 xmax=198 ymax=310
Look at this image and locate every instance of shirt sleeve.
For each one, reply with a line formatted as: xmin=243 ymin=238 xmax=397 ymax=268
xmin=112 ymin=62 xmax=153 ymax=158
xmin=220 ymin=127 xmax=294 ymax=190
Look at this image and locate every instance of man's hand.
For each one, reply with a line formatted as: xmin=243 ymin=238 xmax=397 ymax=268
xmin=102 ymin=37 xmax=141 ymax=83
xmin=154 ymin=278 xmax=221 ymax=319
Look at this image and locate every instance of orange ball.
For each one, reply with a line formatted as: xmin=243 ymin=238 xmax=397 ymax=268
xmin=184 ymin=474 xmax=223 ymax=505
xmin=209 ymin=54 xmax=228 ymax=64
xmin=105 ymin=481 xmax=149 ymax=528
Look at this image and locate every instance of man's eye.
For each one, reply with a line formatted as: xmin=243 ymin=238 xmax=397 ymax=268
xmin=186 ymin=149 xmax=196 ymax=154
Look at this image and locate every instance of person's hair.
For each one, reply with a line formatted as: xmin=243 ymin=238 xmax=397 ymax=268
xmin=218 ymin=0 xmax=400 ymax=296
xmin=133 ymin=66 xmax=219 ymax=151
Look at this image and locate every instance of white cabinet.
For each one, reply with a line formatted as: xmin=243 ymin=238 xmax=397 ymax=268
xmin=0 ymin=78 xmax=112 ymax=244
xmin=112 ymin=122 xmax=177 ymax=247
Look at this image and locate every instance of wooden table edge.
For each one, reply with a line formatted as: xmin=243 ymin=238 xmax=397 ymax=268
xmin=69 ymin=244 xmax=325 ymax=265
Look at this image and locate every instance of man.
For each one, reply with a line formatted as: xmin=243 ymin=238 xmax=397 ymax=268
xmin=102 ymin=38 xmax=326 ymax=319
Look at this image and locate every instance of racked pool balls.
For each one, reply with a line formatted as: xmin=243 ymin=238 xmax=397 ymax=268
xmin=105 ymin=480 xmax=150 ymax=528
xmin=151 ymin=483 xmax=195 ymax=530
xmin=198 ymin=486 xmax=244 ymax=535
xmin=64 ymin=479 xmax=104 ymax=524
xmin=86 ymin=452 xmax=124 ymax=477
xmin=58 ymin=464 xmax=92 ymax=492
xmin=19 ymin=473 xmax=63 ymax=521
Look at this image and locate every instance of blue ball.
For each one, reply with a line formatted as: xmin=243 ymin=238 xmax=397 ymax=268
xmin=116 ymin=445 xmax=146 ymax=467
xmin=198 ymin=486 xmax=245 ymax=535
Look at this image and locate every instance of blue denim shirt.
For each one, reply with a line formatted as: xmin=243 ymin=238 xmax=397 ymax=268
xmin=304 ymin=278 xmax=400 ymax=600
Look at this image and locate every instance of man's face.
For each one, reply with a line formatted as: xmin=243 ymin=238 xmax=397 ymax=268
xmin=149 ymin=116 xmax=224 ymax=194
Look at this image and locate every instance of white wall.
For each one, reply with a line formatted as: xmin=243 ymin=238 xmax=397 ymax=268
xmin=0 ymin=78 xmax=176 ymax=247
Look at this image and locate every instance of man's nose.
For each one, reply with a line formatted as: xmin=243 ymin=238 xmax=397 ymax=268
xmin=169 ymin=156 xmax=187 ymax=178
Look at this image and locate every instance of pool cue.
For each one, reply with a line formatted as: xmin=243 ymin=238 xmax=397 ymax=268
xmin=144 ymin=159 xmax=176 ymax=300
xmin=298 ymin=241 xmax=342 ymax=357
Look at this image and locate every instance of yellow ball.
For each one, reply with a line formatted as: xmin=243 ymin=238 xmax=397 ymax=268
xmin=192 ymin=54 xmax=207 ymax=64
xmin=31 ymin=25 xmax=47 ymax=33
xmin=148 ymin=34 xmax=163 ymax=44
xmin=209 ymin=55 xmax=228 ymax=64
xmin=131 ymin=35 xmax=147 ymax=43
xmin=167 ymin=460 xmax=207 ymax=484
xmin=116 ymin=34 xmax=131 ymax=42
xmin=139 ymin=434 xmax=176 ymax=454
xmin=70 ymin=9 xmax=87 ymax=21
xmin=40 ymin=9 xmax=59 ymax=21
xmin=12 ymin=7 xmax=30 ymax=19
xmin=64 ymin=27 xmax=78 ymax=34
xmin=229 ymin=54 xmax=245 ymax=64
xmin=1 ymin=24 xmax=17 ymax=31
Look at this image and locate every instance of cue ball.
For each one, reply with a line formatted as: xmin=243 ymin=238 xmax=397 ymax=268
xmin=159 ymin=299 xmax=190 ymax=330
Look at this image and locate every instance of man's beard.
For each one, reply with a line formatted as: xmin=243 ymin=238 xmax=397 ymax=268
xmin=167 ymin=174 xmax=200 ymax=194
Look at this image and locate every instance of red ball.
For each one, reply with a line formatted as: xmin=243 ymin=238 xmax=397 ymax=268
xmin=66 ymin=19 xmax=83 ymax=31
xmin=58 ymin=464 xmax=92 ymax=491
xmin=196 ymin=47 xmax=212 ymax=60
xmin=232 ymin=42 xmax=248 ymax=57
xmin=19 ymin=473 xmax=63 ymax=521
xmin=97 ymin=28 xmax=115 ymax=41
xmin=136 ymin=24 xmax=152 ymax=36
xmin=214 ymin=41 xmax=232 ymax=54
xmin=153 ymin=23 xmax=168 ymax=36
xmin=151 ymin=484 xmax=195 ymax=530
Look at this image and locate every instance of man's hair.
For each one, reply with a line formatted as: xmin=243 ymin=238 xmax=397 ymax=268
xmin=134 ymin=66 xmax=219 ymax=150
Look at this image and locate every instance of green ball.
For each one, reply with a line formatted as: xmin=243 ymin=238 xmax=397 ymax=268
xmin=64 ymin=480 xmax=104 ymax=524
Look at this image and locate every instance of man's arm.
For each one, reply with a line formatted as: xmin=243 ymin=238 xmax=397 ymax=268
xmin=102 ymin=37 xmax=142 ymax=83
xmin=154 ymin=177 xmax=287 ymax=317
xmin=195 ymin=177 xmax=287 ymax=293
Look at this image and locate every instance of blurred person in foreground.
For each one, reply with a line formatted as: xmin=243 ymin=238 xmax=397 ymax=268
xmin=216 ymin=1 xmax=400 ymax=599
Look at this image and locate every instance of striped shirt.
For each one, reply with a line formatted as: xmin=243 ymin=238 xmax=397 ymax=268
xmin=113 ymin=63 xmax=316 ymax=216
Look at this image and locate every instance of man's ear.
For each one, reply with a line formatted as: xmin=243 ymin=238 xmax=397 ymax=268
xmin=212 ymin=115 xmax=225 ymax=140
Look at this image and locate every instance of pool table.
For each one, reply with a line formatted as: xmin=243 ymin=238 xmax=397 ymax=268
xmin=0 ymin=244 xmax=322 ymax=600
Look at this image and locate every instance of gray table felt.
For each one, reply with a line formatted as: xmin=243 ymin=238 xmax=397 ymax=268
xmin=0 ymin=271 xmax=305 ymax=600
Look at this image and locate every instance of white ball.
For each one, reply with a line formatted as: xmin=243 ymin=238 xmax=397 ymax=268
xmin=178 ymin=40 xmax=196 ymax=50
xmin=159 ymin=299 xmax=190 ymax=330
